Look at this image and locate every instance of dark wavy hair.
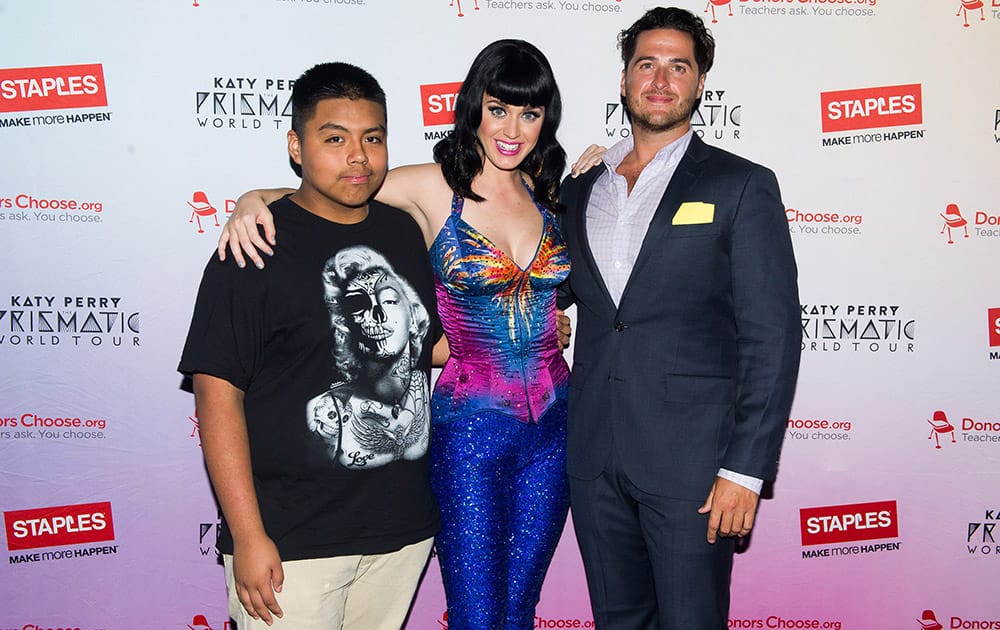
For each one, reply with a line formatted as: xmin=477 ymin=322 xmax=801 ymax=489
xmin=433 ymin=39 xmax=565 ymax=211
xmin=618 ymin=7 xmax=715 ymax=76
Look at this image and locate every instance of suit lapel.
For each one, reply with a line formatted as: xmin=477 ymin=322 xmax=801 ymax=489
xmin=618 ymin=135 xmax=711 ymax=309
xmin=571 ymin=168 xmax=617 ymax=312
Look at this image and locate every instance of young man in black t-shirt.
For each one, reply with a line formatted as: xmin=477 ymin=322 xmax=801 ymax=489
xmin=179 ymin=62 xmax=438 ymax=629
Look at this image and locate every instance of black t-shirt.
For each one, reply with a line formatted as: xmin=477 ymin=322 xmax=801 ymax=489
xmin=179 ymin=196 xmax=439 ymax=560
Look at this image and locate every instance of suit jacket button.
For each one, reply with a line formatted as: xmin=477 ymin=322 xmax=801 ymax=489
xmin=614 ymin=321 xmax=626 ymax=332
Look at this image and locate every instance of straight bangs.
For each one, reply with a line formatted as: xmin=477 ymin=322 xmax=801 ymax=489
xmin=486 ymin=58 xmax=554 ymax=109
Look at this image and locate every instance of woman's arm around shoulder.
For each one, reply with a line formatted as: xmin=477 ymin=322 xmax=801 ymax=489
xmin=380 ymin=163 xmax=453 ymax=246
xmin=217 ymin=187 xmax=294 ymax=269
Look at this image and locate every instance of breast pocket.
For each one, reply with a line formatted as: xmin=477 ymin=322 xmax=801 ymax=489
xmin=667 ymin=224 xmax=722 ymax=239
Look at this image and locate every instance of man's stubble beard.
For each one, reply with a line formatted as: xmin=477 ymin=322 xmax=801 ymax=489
xmin=626 ymin=92 xmax=696 ymax=136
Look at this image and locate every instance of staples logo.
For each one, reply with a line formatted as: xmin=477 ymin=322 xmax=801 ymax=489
xmin=0 ymin=64 xmax=108 ymax=114
xmin=989 ymin=308 xmax=1000 ymax=347
xmin=420 ymin=82 xmax=462 ymax=126
xmin=821 ymin=84 xmax=922 ymax=133
xmin=4 ymin=501 xmax=115 ymax=551
xmin=800 ymin=500 xmax=898 ymax=546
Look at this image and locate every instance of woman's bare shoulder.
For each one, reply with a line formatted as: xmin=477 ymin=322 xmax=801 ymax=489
xmin=381 ymin=163 xmax=453 ymax=242
xmin=388 ymin=162 xmax=447 ymax=186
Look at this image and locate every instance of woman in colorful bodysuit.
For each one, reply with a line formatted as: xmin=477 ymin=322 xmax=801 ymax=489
xmin=219 ymin=40 xmax=571 ymax=628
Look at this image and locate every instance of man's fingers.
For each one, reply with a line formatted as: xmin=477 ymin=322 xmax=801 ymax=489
xmin=706 ymin=509 xmax=721 ymax=544
xmin=236 ymin=584 xmax=261 ymax=621
xmin=258 ymin=584 xmax=283 ymax=620
xmin=739 ymin=506 xmax=757 ymax=536
xmin=713 ymin=505 xmax=758 ymax=540
xmin=272 ymin=562 xmax=285 ymax=593
xmin=240 ymin=579 xmax=280 ymax=625
xmin=704 ymin=488 xmax=721 ymax=543
xmin=717 ymin=509 xmax=736 ymax=538
xmin=248 ymin=587 xmax=275 ymax=625
xmin=697 ymin=487 xmax=714 ymax=514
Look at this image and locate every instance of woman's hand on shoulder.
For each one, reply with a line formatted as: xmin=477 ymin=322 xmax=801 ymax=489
xmin=569 ymin=145 xmax=607 ymax=178
xmin=217 ymin=188 xmax=292 ymax=269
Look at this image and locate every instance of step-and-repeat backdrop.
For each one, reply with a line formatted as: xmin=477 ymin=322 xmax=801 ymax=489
xmin=2 ymin=1 xmax=998 ymax=628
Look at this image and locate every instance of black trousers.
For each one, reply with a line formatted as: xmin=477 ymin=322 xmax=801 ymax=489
xmin=569 ymin=456 xmax=734 ymax=630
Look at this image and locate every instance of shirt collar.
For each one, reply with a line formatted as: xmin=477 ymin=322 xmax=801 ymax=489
xmin=601 ymin=128 xmax=695 ymax=175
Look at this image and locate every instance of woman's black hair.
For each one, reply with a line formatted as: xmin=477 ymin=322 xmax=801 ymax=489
xmin=433 ymin=39 xmax=565 ymax=211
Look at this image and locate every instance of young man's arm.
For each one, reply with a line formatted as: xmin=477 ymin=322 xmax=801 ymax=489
xmin=194 ymin=373 xmax=285 ymax=625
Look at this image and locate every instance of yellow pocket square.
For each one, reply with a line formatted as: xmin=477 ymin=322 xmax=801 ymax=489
xmin=672 ymin=202 xmax=715 ymax=225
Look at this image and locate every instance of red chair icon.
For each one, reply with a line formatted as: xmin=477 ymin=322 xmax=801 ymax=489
xmin=187 ymin=614 xmax=213 ymax=630
xmin=450 ymin=0 xmax=479 ymax=17
xmin=956 ymin=0 xmax=985 ymax=27
xmin=705 ymin=0 xmax=732 ymax=23
xmin=917 ymin=609 xmax=943 ymax=630
xmin=940 ymin=203 xmax=968 ymax=244
xmin=188 ymin=191 xmax=219 ymax=234
xmin=927 ymin=411 xmax=956 ymax=449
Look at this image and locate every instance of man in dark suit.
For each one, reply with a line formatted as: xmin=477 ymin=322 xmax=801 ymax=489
xmin=559 ymin=7 xmax=801 ymax=629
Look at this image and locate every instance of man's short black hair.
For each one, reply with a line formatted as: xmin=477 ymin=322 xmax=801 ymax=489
xmin=618 ymin=6 xmax=715 ymax=76
xmin=291 ymin=62 xmax=386 ymax=135
xmin=288 ymin=62 xmax=387 ymax=176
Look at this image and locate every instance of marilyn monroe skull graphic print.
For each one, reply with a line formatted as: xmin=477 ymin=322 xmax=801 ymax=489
xmin=306 ymin=246 xmax=431 ymax=468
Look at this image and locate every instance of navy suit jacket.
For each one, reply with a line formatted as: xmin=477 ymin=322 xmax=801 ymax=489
xmin=558 ymin=134 xmax=801 ymax=500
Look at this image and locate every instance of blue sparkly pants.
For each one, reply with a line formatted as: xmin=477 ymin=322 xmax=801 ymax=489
xmin=430 ymin=401 xmax=570 ymax=629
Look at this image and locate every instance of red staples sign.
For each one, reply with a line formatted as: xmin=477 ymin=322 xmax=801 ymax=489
xmin=420 ymin=81 xmax=462 ymax=126
xmin=799 ymin=500 xmax=898 ymax=546
xmin=989 ymin=308 xmax=1000 ymax=347
xmin=4 ymin=501 xmax=115 ymax=550
xmin=820 ymin=84 xmax=922 ymax=133
xmin=0 ymin=64 xmax=108 ymax=113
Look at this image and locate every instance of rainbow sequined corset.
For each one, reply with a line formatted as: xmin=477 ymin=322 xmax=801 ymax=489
xmin=429 ymin=192 xmax=571 ymax=424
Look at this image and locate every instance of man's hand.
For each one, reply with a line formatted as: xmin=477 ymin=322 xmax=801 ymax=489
xmin=698 ymin=476 xmax=760 ymax=544
xmin=556 ymin=309 xmax=572 ymax=350
xmin=232 ymin=534 xmax=285 ymax=625
xmin=193 ymin=374 xmax=283 ymax=623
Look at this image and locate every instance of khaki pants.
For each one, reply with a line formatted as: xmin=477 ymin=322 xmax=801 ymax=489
xmin=223 ymin=537 xmax=433 ymax=629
